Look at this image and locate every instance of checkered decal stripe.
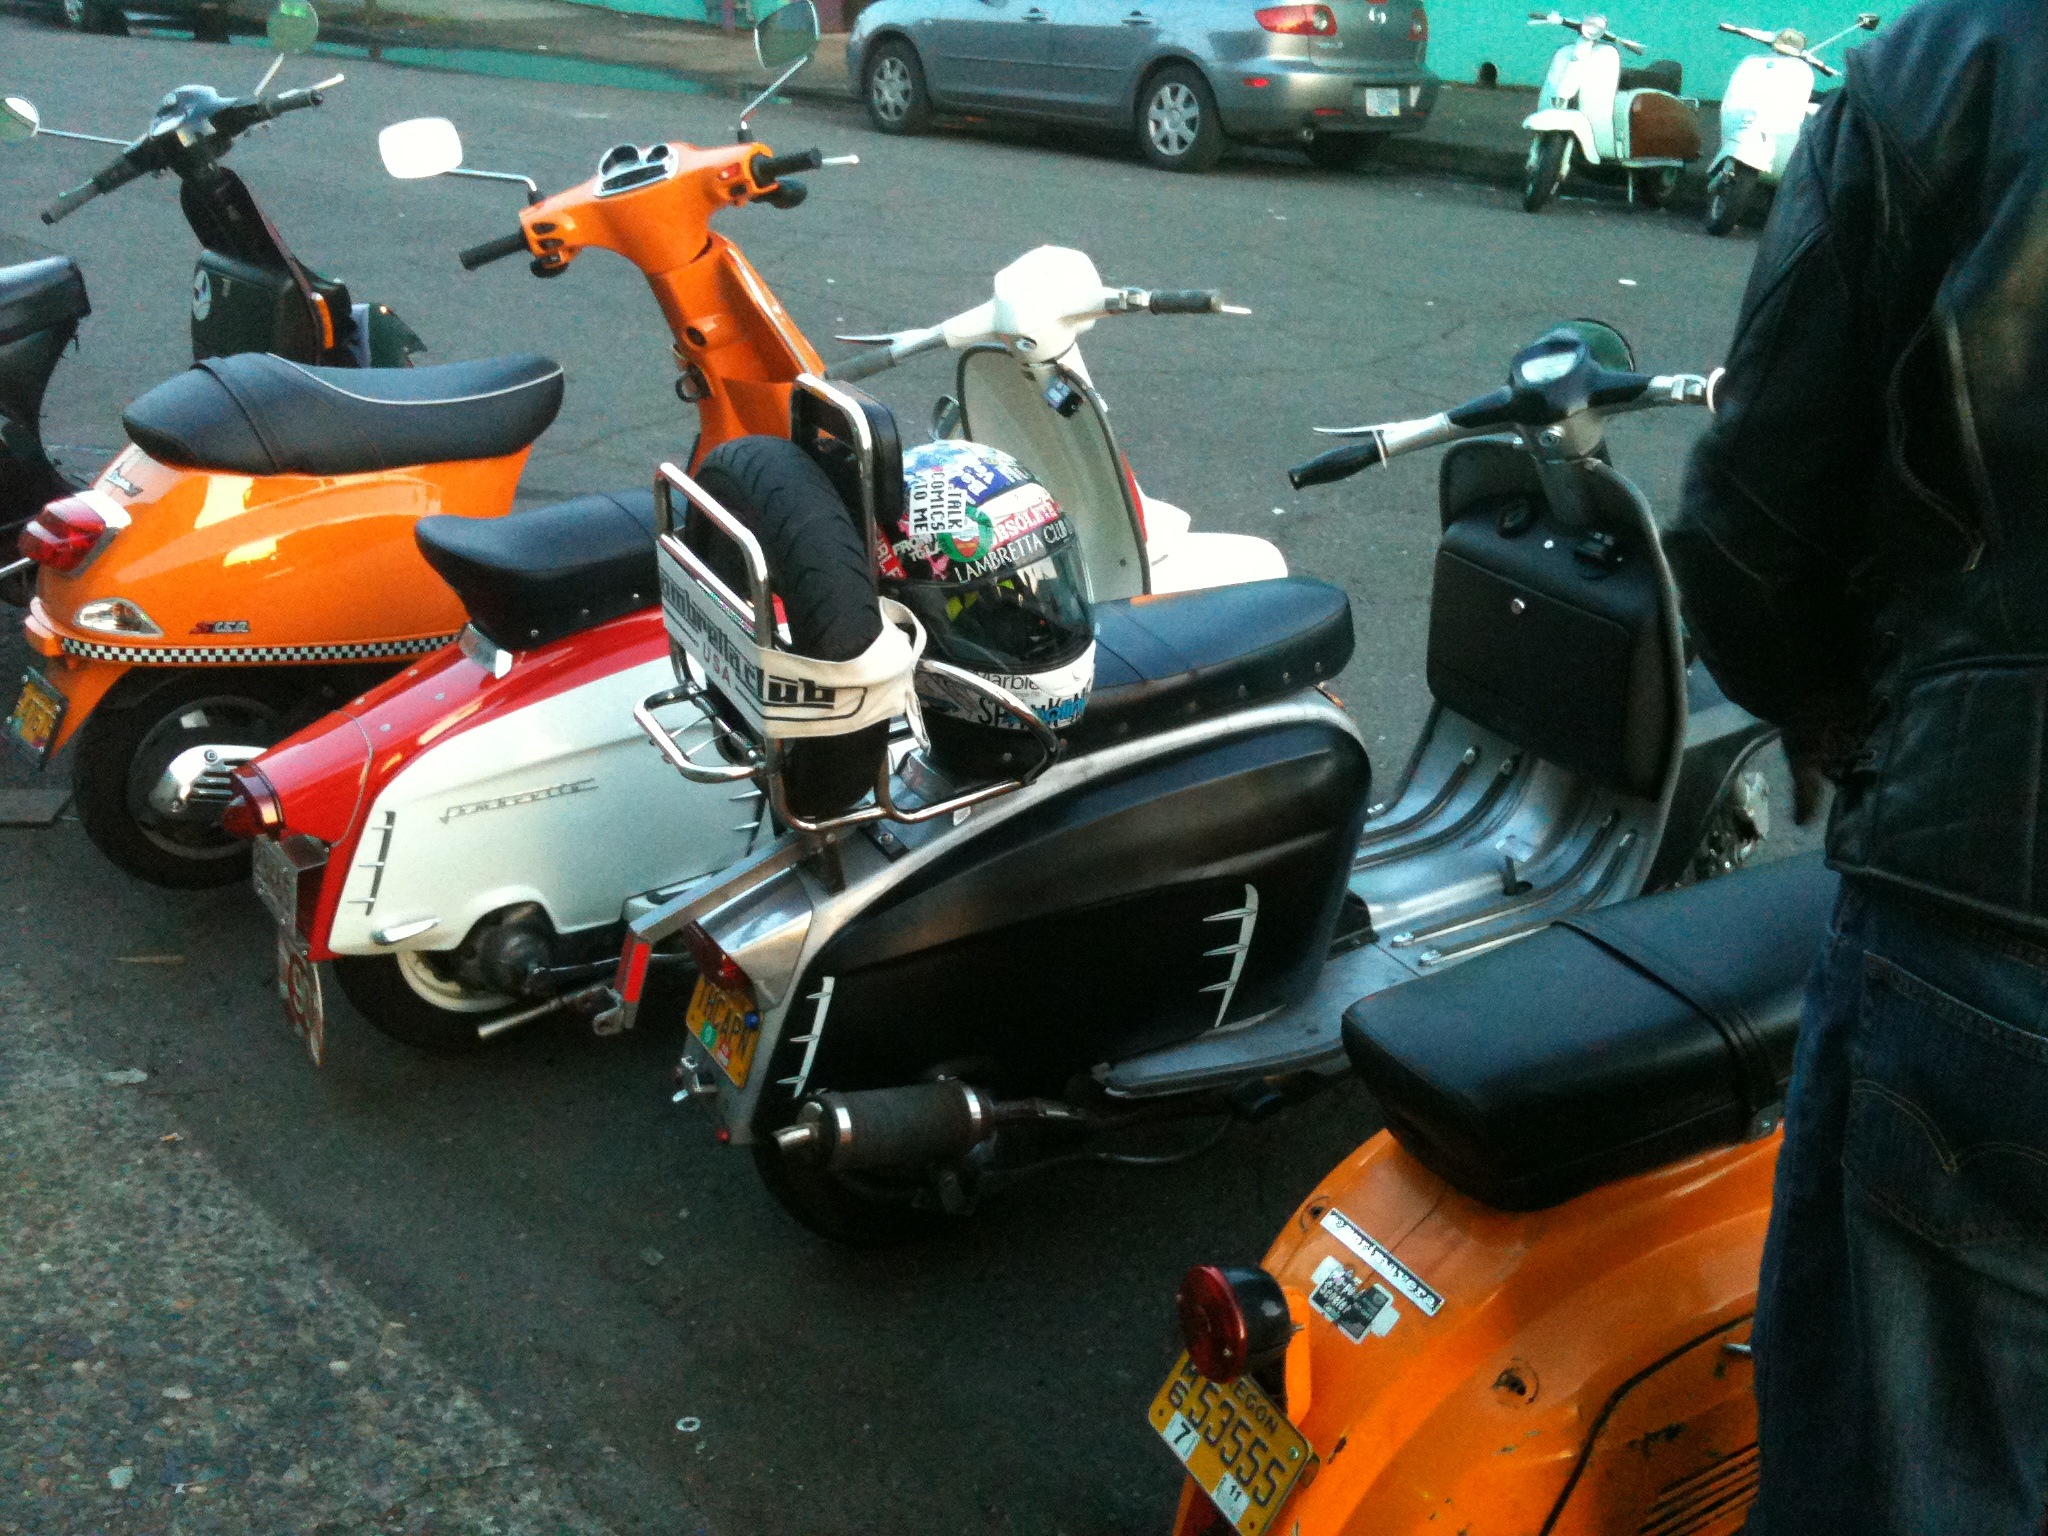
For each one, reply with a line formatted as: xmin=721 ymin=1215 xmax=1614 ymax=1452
xmin=59 ymin=634 xmax=461 ymax=665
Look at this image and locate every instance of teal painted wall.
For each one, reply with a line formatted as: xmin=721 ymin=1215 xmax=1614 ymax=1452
xmin=1425 ymin=2 xmax=1883 ymax=95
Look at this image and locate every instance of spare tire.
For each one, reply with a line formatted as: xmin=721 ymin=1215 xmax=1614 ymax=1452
xmin=685 ymin=436 xmax=887 ymax=823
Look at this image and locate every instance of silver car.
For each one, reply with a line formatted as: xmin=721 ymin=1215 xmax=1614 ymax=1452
xmin=847 ymin=0 xmax=1440 ymax=172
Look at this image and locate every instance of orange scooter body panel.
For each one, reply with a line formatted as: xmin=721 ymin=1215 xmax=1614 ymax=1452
xmin=28 ymin=445 xmax=524 ymax=753
xmin=1176 ymin=1132 xmax=1776 ymax=1536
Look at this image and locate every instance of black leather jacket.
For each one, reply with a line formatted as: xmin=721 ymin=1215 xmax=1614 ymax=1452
xmin=1670 ymin=0 xmax=2048 ymax=935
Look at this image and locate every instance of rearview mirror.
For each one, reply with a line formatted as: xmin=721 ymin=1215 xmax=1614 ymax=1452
xmin=754 ymin=0 xmax=821 ymax=71
xmin=1857 ymin=11 xmax=1880 ymax=27
xmin=0 ymin=96 xmax=39 ymax=144
xmin=379 ymin=117 xmax=464 ymax=180
xmin=266 ymin=0 xmax=320 ymax=55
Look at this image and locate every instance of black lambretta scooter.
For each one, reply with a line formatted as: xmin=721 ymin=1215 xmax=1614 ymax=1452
xmin=614 ymin=323 xmax=1775 ymax=1244
xmin=0 ymin=3 xmax=422 ymax=547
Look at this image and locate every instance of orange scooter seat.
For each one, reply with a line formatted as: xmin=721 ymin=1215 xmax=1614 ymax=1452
xmin=417 ymin=487 xmax=658 ymax=651
xmin=121 ymin=352 xmax=565 ymax=476
xmin=1343 ymin=854 xmax=1837 ymax=1211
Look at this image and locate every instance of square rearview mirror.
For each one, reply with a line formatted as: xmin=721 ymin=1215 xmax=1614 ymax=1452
xmin=755 ymin=0 xmax=821 ymax=71
xmin=380 ymin=117 xmax=464 ymax=180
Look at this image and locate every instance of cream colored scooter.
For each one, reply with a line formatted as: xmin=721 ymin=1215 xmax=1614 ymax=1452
xmin=1521 ymin=9 xmax=1703 ymax=213
xmin=828 ymin=245 xmax=1288 ymax=597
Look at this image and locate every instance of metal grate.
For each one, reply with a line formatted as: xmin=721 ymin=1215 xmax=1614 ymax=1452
xmin=1638 ymin=1443 xmax=1760 ymax=1536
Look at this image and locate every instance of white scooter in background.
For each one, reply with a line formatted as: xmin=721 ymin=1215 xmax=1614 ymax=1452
xmin=1705 ymin=12 xmax=1879 ymax=236
xmin=1521 ymin=10 xmax=1703 ymax=214
xmin=830 ymin=245 xmax=1288 ymax=596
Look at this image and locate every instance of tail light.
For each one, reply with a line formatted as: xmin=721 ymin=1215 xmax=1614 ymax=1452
xmin=1256 ymin=3 xmax=1336 ymax=36
xmin=221 ymin=765 xmax=284 ymax=841
xmin=1409 ymin=5 xmax=1428 ymax=41
xmin=683 ymin=922 xmax=750 ymax=993
xmin=1120 ymin=453 xmax=1149 ymax=541
xmin=1176 ymin=1264 xmax=1294 ymax=1384
xmin=18 ymin=495 xmax=111 ymax=573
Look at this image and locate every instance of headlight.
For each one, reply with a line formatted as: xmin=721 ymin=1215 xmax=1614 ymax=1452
xmin=73 ymin=598 xmax=163 ymax=637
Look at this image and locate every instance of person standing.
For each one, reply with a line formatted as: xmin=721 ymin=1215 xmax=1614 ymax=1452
xmin=1667 ymin=2 xmax=2048 ymax=1531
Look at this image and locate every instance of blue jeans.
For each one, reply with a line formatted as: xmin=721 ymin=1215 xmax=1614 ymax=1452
xmin=1748 ymin=880 xmax=2048 ymax=1535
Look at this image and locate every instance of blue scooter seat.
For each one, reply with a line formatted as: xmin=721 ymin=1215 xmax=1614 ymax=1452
xmin=0 ymin=256 xmax=90 ymax=348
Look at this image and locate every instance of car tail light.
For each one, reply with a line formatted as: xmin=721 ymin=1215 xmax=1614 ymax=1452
xmin=18 ymin=495 xmax=108 ymax=572
xmin=1255 ymin=3 xmax=1336 ymax=36
xmin=1176 ymin=1264 xmax=1294 ymax=1384
xmin=684 ymin=922 xmax=750 ymax=992
xmin=1409 ymin=5 xmax=1428 ymax=41
xmin=618 ymin=932 xmax=654 ymax=1005
xmin=221 ymin=765 xmax=284 ymax=841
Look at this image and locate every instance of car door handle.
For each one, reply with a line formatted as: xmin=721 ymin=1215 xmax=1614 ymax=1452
xmin=1123 ymin=9 xmax=1154 ymax=21
xmin=1022 ymin=7 xmax=1048 ymax=19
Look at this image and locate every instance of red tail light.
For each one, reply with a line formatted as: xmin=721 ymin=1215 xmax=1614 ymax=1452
xmin=1177 ymin=1264 xmax=1295 ymax=1384
xmin=618 ymin=933 xmax=654 ymax=1005
xmin=1120 ymin=453 xmax=1149 ymax=541
xmin=683 ymin=922 xmax=750 ymax=993
xmin=18 ymin=495 xmax=108 ymax=572
xmin=1256 ymin=3 xmax=1336 ymax=35
xmin=220 ymin=765 xmax=284 ymax=841
xmin=1409 ymin=5 xmax=1428 ymax=41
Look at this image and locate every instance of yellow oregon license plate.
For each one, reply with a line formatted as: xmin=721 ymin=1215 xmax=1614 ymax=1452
xmin=7 ymin=670 xmax=65 ymax=763
xmin=687 ymin=974 xmax=760 ymax=1088
xmin=1150 ymin=1354 xmax=1316 ymax=1535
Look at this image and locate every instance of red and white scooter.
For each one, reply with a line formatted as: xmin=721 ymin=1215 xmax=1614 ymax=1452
xmin=232 ymin=249 xmax=1282 ymax=1061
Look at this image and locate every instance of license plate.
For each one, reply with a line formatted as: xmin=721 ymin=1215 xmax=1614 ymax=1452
xmin=7 ymin=670 xmax=65 ymax=763
xmin=1149 ymin=1354 xmax=1317 ymax=1535
xmin=276 ymin=930 xmax=326 ymax=1067
xmin=252 ymin=834 xmax=298 ymax=931
xmin=687 ymin=974 xmax=760 ymax=1088
xmin=1361 ymin=86 xmax=1403 ymax=117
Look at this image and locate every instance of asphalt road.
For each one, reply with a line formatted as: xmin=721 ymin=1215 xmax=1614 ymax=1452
xmin=0 ymin=16 xmax=1768 ymax=1535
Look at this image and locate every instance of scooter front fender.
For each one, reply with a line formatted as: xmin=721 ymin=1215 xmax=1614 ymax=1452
xmin=1174 ymin=1132 xmax=1775 ymax=1535
xmin=1522 ymin=108 xmax=1599 ymax=164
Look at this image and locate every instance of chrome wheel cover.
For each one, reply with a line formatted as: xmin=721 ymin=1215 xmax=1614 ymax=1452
xmin=1147 ymin=81 xmax=1200 ymax=158
xmin=870 ymin=55 xmax=913 ymax=123
xmin=395 ymin=950 xmax=513 ymax=1015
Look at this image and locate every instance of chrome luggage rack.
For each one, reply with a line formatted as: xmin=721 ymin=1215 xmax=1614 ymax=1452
xmin=633 ymin=460 xmax=1061 ymax=834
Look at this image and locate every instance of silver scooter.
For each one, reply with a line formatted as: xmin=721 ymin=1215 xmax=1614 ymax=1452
xmin=613 ymin=321 xmax=1773 ymax=1244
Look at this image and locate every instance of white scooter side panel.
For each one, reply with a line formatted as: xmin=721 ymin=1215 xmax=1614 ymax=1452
xmin=1715 ymin=54 xmax=1815 ymax=177
xmin=1143 ymin=498 xmax=1289 ymax=593
xmin=327 ymin=657 xmax=751 ymax=956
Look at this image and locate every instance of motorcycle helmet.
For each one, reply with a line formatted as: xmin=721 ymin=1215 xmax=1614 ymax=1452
xmin=879 ymin=440 xmax=1095 ymax=775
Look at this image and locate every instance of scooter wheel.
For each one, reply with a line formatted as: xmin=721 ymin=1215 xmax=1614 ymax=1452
xmin=1705 ymin=164 xmax=1758 ymax=237
xmin=70 ymin=668 xmax=294 ymax=888
xmin=686 ymin=436 xmax=886 ymax=825
xmin=751 ymin=1137 xmax=946 ymax=1247
xmin=1523 ymin=131 xmax=1571 ymax=214
xmin=331 ymin=953 xmax=512 ymax=1055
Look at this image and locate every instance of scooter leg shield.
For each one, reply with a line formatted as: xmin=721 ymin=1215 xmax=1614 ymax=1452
xmin=1220 ymin=1133 xmax=1776 ymax=1534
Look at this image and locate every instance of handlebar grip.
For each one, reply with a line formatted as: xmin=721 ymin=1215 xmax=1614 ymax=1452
xmin=264 ymin=85 xmax=326 ymax=117
xmin=750 ymin=147 xmax=824 ymax=184
xmin=1147 ymin=289 xmax=1223 ymax=315
xmin=41 ymin=179 xmax=100 ymax=225
xmin=459 ymin=230 xmax=531 ymax=271
xmin=1288 ymin=437 xmax=1384 ymax=490
xmin=823 ymin=346 xmax=897 ymax=383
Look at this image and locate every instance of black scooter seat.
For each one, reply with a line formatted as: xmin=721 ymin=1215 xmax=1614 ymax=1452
xmin=121 ymin=353 xmax=564 ymax=477
xmin=0 ymin=256 xmax=91 ymax=348
xmin=417 ymin=488 xmax=657 ymax=653
xmin=1618 ymin=58 xmax=1684 ymax=93
xmin=1343 ymin=855 xmax=1838 ymax=1211
xmin=1071 ymin=578 xmax=1354 ymax=751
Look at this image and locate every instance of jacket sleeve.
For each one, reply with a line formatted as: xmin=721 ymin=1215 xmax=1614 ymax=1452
xmin=1666 ymin=92 xmax=1887 ymax=736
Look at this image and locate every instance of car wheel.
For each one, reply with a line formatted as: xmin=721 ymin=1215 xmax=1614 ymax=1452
xmin=1304 ymin=133 xmax=1383 ymax=172
xmin=1522 ymin=130 xmax=1571 ymax=213
xmin=1705 ymin=163 xmax=1758 ymax=237
xmin=191 ymin=2 xmax=231 ymax=40
xmin=61 ymin=0 xmax=122 ymax=32
xmin=864 ymin=40 xmax=932 ymax=136
xmin=1138 ymin=64 xmax=1224 ymax=173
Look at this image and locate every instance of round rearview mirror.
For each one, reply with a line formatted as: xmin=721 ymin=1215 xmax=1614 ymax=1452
xmin=0 ymin=96 xmax=40 ymax=144
xmin=379 ymin=117 xmax=464 ymax=180
xmin=754 ymin=0 xmax=821 ymax=71
xmin=266 ymin=0 xmax=320 ymax=55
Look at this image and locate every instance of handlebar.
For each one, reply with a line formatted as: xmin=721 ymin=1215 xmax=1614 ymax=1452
xmin=1145 ymin=289 xmax=1228 ymax=315
xmin=40 ymin=152 xmax=142 ymax=225
xmin=460 ymin=229 xmax=531 ymax=270
xmin=1529 ymin=9 xmax=1643 ymax=50
xmin=750 ymin=147 xmax=822 ymax=183
xmin=1289 ymin=438 xmax=1384 ymax=490
xmin=259 ymin=82 xmax=330 ymax=119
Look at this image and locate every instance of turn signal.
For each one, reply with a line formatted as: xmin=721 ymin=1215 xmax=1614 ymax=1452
xmin=220 ymin=766 xmax=283 ymax=840
xmin=1177 ymin=1264 xmax=1294 ymax=1384
xmin=18 ymin=496 xmax=107 ymax=572
xmin=1255 ymin=3 xmax=1336 ymax=34
xmin=683 ymin=922 xmax=750 ymax=992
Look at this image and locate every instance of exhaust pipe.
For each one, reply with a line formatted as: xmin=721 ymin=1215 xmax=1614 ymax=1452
xmin=771 ymin=1081 xmax=1082 ymax=1175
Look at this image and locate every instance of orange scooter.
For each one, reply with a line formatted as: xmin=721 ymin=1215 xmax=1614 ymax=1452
xmin=1149 ymin=855 xmax=1834 ymax=1536
xmin=5 ymin=1 xmax=845 ymax=887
